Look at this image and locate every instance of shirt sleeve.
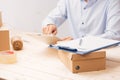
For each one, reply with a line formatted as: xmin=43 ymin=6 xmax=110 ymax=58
xmin=100 ymin=0 xmax=120 ymax=40
xmin=42 ymin=0 xmax=67 ymax=27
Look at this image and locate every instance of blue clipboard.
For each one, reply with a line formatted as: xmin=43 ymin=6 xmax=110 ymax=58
xmin=49 ymin=41 xmax=120 ymax=55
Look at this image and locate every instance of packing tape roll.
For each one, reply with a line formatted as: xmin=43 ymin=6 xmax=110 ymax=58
xmin=11 ymin=36 xmax=23 ymax=50
xmin=0 ymin=51 xmax=17 ymax=64
xmin=40 ymin=34 xmax=60 ymax=44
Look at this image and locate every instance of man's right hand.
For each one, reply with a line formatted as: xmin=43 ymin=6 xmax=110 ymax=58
xmin=42 ymin=24 xmax=57 ymax=35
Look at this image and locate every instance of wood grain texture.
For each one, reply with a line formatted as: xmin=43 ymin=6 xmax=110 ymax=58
xmin=0 ymin=33 xmax=120 ymax=80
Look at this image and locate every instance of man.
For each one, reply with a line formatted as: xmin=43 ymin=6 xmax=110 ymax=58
xmin=42 ymin=0 xmax=120 ymax=40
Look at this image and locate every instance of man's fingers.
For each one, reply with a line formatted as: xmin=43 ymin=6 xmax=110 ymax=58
xmin=42 ymin=27 xmax=45 ymax=34
xmin=42 ymin=24 xmax=57 ymax=35
xmin=52 ymin=30 xmax=57 ymax=35
xmin=42 ymin=27 xmax=48 ymax=34
xmin=48 ymin=25 xmax=54 ymax=34
xmin=61 ymin=36 xmax=73 ymax=41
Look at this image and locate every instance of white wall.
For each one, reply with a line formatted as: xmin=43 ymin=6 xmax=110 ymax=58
xmin=0 ymin=0 xmax=71 ymax=37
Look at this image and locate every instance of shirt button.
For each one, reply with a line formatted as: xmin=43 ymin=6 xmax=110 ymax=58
xmin=82 ymin=22 xmax=84 ymax=24
xmin=84 ymin=8 xmax=86 ymax=9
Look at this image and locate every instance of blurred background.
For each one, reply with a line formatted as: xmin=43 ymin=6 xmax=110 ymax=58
xmin=0 ymin=0 xmax=71 ymax=38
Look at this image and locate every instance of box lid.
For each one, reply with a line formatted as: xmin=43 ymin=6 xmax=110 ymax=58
xmin=59 ymin=50 xmax=106 ymax=61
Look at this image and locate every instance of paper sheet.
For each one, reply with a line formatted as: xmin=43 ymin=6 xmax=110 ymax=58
xmin=56 ymin=36 xmax=120 ymax=52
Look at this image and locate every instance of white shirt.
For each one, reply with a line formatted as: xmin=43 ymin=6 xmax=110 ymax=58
xmin=42 ymin=0 xmax=120 ymax=40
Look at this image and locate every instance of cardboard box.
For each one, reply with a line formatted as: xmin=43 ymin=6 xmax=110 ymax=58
xmin=0 ymin=30 xmax=10 ymax=51
xmin=58 ymin=50 xmax=106 ymax=73
xmin=0 ymin=11 xmax=2 ymax=27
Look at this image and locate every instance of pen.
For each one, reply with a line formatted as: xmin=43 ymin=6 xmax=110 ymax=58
xmin=79 ymin=38 xmax=82 ymax=46
xmin=79 ymin=36 xmax=84 ymax=46
xmin=58 ymin=46 xmax=78 ymax=52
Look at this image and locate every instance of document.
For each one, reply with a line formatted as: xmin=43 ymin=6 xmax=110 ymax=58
xmin=49 ymin=36 xmax=120 ymax=55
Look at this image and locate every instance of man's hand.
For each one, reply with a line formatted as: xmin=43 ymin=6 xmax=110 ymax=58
xmin=42 ymin=24 xmax=57 ymax=35
xmin=60 ymin=36 xmax=73 ymax=41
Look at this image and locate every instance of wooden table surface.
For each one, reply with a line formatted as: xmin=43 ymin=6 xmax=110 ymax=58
xmin=0 ymin=33 xmax=120 ymax=80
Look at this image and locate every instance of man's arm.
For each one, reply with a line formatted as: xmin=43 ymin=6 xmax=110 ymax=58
xmin=42 ymin=0 xmax=67 ymax=27
xmin=100 ymin=0 xmax=120 ymax=40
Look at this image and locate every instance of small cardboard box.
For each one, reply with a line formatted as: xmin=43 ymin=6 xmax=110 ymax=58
xmin=0 ymin=11 xmax=3 ymax=27
xmin=58 ymin=50 xmax=106 ymax=73
xmin=0 ymin=30 xmax=10 ymax=51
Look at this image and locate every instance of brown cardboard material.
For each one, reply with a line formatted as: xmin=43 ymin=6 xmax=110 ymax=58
xmin=0 ymin=12 xmax=2 ymax=27
xmin=58 ymin=50 xmax=106 ymax=73
xmin=0 ymin=30 xmax=10 ymax=51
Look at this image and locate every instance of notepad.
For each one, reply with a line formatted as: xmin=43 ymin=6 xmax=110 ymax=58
xmin=49 ymin=36 xmax=120 ymax=55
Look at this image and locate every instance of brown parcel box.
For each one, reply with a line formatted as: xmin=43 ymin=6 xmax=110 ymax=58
xmin=0 ymin=30 xmax=10 ymax=51
xmin=58 ymin=50 xmax=106 ymax=73
xmin=0 ymin=11 xmax=2 ymax=27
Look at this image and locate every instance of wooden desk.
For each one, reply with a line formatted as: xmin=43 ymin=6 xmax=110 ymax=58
xmin=0 ymin=34 xmax=120 ymax=80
